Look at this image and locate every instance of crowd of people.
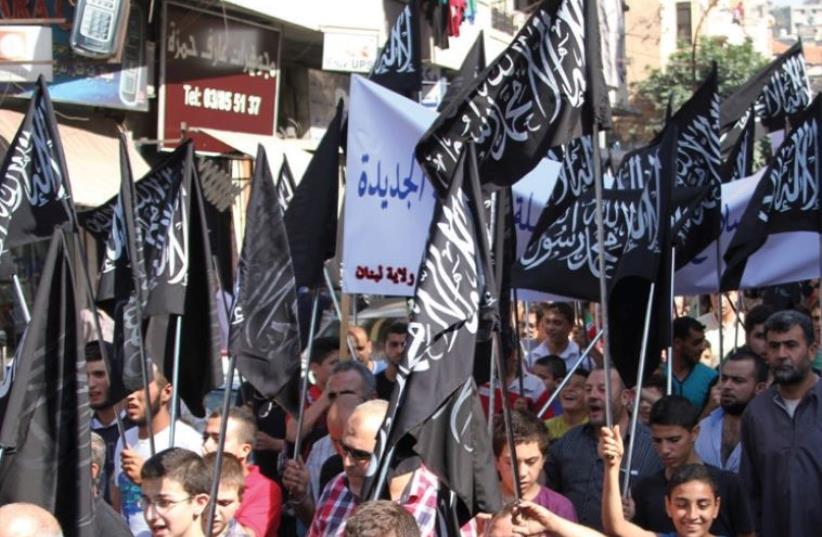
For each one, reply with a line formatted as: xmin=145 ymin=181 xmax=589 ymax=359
xmin=3 ymin=286 xmax=821 ymax=537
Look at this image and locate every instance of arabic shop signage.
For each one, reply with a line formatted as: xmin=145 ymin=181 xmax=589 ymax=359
xmin=159 ymin=2 xmax=280 ymax=153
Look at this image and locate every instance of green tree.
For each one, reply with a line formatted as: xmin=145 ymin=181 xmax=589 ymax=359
xmin=626 ymin=38 xmax=769 ymax=143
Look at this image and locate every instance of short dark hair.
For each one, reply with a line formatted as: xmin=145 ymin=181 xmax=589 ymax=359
xmin=532 ymin=303 xmax=548 ymax=323
xmin=534 ymin=355 xmax=567 ymax=379
xmin=673 ymin=317 xmax=705 ymax=341
xmin=544 ymin=302 xmax=574 ymax=325
xmin=141 ymin=448 xmax=210 ymax=496
xmin=725 ymin=348 xmax=768 ymax=383
xmin=493 ymin=410 xmax=549 ymax=458
xmin=745 ymin=304 xmax=776 ymax=333
xmin=330 ymin=360 xmax=377 ymax=399
xmin=203 ymin=452 xmax=245 ymax=497
xmin=765 ymin=310 xmax=815 ymax=345
xmin=85 ymin=341 xmax=114 ymax=363
xmin=310 ymin=337 xmax=340 ymax=365
xmin=645 ymin=372 xmax=667 ymax=392
xmin=344 ymin=500 xmax=420 ymax=537
xmin=208 ymin=405 xmax=258 ymax=445
xmin=649 ymin=395 xmax=699 ymax=430
xmin=384 ymin=322 xmax=408 ymax=339
xmin=666 ymin=464 xmax=719 ymax=499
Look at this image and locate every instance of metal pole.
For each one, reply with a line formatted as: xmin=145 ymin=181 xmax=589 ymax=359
xmin=293 ymin=290 xmax=321 ymax=460
xmin=715 ymin=241 xmax=724 ymax=365
xmin=591 ymin=125 xmax=614 ymax=428
xmin=667 ymin=247 xmax=676 ymax=395
xmin=204 ymin=348 xmax=238 ymax=537
xmin=352 ymin=293 xmax=358 ymax=327
xmin=493 ymin=330 xmax=522 ymax=501
xmin=169 ymin=314 xmax=183 ymax=445
xmin=622 ymin=283 xmax=656 ymax=494
xmin=512 ymin=289 xmax=525 ymax=398
xmin=524 ymin=300 xmax=533 ymax=368
xmin=487 ymin=342 xmax=497 ymax=435
xmin=12 ymin=274 xmax=31 ymax=323
xmin=733 ymin=291 xmax=742 ymax=355
xmin=323 ymin=268 xmax=343 ymax=321
xmin=538 ymin=330 xmax=604 ymax=417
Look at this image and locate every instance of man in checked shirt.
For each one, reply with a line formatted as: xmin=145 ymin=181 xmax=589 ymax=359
xmin=307 ymin=400 xmax=443 ymax=537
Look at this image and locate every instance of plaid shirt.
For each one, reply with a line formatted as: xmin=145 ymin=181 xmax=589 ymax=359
xmin=307 ymin=465 xmax=441 ymax=537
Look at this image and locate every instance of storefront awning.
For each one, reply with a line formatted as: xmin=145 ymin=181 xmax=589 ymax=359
xmin=199 ymin=128 xmax=315 ymax=185
xmin=0 ymin=110 xmax=151 ymax=208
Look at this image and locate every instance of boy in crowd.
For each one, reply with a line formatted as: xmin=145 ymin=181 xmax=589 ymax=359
xmin=203 ymin=452 xmax=253 ymax=537
xmin=531 ymin=355 xmax=566 ymax=417
xmin=140 ymin=448 xmax=210 ymax=537
xmin=543 ymin=369 xmax=588 ymax=442
xmin=631 ymin=396 xmax=754 ymax=537
xmin=493 ymin=410 xmax=577 ymax=522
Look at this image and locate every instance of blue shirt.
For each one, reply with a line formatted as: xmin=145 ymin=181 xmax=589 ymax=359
xmin=669 ymin=362 xmax=717 ymax=412
xmin=695 ymin=408 xmax=741 ymax=473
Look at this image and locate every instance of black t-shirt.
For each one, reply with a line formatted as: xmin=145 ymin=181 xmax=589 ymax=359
xmin=632 ymin=464 xmax=753 ymax=536
xmin=375 ymin=371 xmax=396 ymax=401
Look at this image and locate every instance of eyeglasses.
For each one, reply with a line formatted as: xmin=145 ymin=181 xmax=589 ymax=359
xmin=140 ymin=495 xmax=192 ymax=514
xmin=341 ymin=442 xmax=372 ymax=462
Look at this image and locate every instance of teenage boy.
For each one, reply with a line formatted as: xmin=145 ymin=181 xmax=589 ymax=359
xmin=202 ymin=452 xmax=253 ymax=537
xmin=543 ymin=369 xmax=588 ymax=441
xmin=531 ymin=355 xmax=566 ymax=417
xmin=140 ymin=448 xmax=210 ymax=537
xmin=493 ymin=410 xmax=577 ymax=522
xmin=631 ymin=396 xmax=754 ymax=537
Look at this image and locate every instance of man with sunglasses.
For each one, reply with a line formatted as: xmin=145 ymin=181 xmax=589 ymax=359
xmin=308 ymin=400 xmax=441 ymax=537
xmin=375 ymin=322 xmax=408 ymax=400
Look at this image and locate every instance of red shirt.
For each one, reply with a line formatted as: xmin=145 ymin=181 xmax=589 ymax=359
xmin=235 ymin=465 xmax=282 ymax=537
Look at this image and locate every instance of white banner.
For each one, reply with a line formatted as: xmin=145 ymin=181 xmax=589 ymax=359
xmin=343 ymin=76 xmax=561 ymax=296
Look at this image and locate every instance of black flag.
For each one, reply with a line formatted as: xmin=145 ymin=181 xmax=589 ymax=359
xmin=720 ymin=41 xmax=812 ymax=132
xmin=276 ymin=155 xmax=297 ymax=214
xmin=0 ymin=76 xmax=71 ymax=255
xmin=721 ymin=105 xmax=757 ymax=182
xmin=438 ymin=30 xmax=486 ymax=112
xmin=284 ymin=100 xmax=343 ymax=289
xmin=0 ymin=230 xmax=93 ymax=537
xmin=367 ymin=148 xmax=501 ymax=521
xmin=722 ymin=95 xmax=822 ymax=291
xmin=608 ymin=126 xmax=677 ymax=387
xmin=370 ymin=0 xmax=422 ymax=97
xmin=415 ymin=0 xmax=611 ymax=195
xmin=616 ymin=67 xmax=720 ymax=269
xmin=230 ymin=146 xmax=302 ymax=417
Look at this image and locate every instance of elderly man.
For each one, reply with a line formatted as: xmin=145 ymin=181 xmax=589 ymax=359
xmin=90 ymin=432 xmax=131 ymax=536
xmin=203 ymin=406 xmax=282 ymax=537
xmin=308 ymin=400 xmax=441 ymax=537
xmin=0 ymin=503 xmax=62 ymax=537
xmin=741 ymin=310 xmax=822 ymax=537
xmin=546 ymin=367 xmax=662 ymax=530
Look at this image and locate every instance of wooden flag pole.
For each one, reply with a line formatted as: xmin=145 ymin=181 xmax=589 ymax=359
xmin=591 ymin=124 xmax=615 ymax=428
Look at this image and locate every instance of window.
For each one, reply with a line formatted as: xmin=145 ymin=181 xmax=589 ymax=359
xmin=677 ymin=2 xmax=693 ymax=46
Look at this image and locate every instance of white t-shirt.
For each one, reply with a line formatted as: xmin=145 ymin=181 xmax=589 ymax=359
xmin=113 ymin=421 xmax=203 ymax=537
xmin=528 ymin=340 xmax=592 ymax=372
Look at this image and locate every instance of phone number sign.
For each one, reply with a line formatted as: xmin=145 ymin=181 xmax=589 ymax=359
xmin=160 ymin=3 xmax=280 ymax=153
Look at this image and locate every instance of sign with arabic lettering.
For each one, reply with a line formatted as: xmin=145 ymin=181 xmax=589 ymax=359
xmin=159 ymin=3 xmax=280 ymax=153
xmin=342 ymin=76 xmax=562 ymax=297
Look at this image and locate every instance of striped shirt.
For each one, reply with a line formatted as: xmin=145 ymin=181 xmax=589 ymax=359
xmin=545 ymin=422 xmax=662 ymax=531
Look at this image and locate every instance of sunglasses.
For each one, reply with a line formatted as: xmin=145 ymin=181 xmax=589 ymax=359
xmin=341 ymin=442 xmax=372 ymax=462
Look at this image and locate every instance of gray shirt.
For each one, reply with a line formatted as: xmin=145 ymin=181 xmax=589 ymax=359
xmin=545 ymin=422 xmax=662 ymax=531
xmin=740 ymin=378 xmax=822 ymax=537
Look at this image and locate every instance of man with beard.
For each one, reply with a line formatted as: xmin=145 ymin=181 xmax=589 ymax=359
xmin=111 ymin=365 xmax=202 ymax=537
xmin=374 ymin=322 xmax=407 ymax=400
xmin=668 ymin=317 xmax=716 ymax=413
xmin=87 ymin=341 xmax=131 ymax=503
xmin=546 ymin=368 xmax=662 ymax=530
xmin=741 ymin=310 xmax=822 ymax=537
xmin=695 ymin=349 xmax=767 ymax=473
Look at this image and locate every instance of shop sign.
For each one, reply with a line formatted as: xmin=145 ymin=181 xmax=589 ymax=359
xmin=322 ymin=29 xmax=378 ymax=73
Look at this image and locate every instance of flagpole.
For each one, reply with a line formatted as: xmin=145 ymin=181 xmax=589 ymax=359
xmin=591 ymin=125 xmax=615 ymax=428
xmin=524 ymin=300 xmax=533 ymax=368
xmin=323 ymin=268 xmax=343 ymax=321
xmin=512 ymin=289 xmax=525 ymax=398
xmin=623 ymin=282 xmax=656 ymax=494
xmin=169 ymin=314 xmax=183 ymax=445
xmin=715 ymin=241 xmax=724 ymax=365
xmin=487 ymin=346 xmax=496 ymax=434
xmin=538 ymin=329 xmax=604 ymax=417
xmin=11 ymin=274 xmax=31 ymax=323
xmin=667 ymin=247 xmax=676 ymax=395
xmin=293 ymin=289 xmax=320 ymax=460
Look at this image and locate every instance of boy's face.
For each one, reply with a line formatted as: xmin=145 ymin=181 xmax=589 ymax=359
xmin=664 ymin=480 xmax=720 ymax=537
xmin=495 ymin=441 xmax=544 ymax=498
xmin=531 ymin=364 xmax=558 ymax=393
xmin=310 ymin=351 xmax=340 ymax=389
xmin=559 ymin=374 xmax=586 ymax=413
xmin=650 ymin=424 xmax=698 ymax=469
xmin=207 ymin=485 xmax=243 ymax=537
xmin=142 ymin=477 xmax=209 ymax=537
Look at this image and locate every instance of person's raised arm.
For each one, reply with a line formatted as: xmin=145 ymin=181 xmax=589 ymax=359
xmin=599 ymin=426 xmax=656 ymax=537
xmin=512 ymin=501 xmax=605 ymax=537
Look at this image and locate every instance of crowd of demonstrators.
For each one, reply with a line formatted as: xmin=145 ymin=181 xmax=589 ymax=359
xmin=16 ymin=287 xmax=822 ymax=537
